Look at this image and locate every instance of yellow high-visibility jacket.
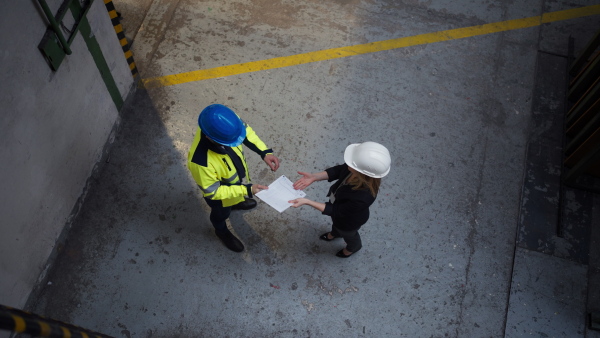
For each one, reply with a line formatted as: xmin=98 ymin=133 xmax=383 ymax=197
xmin=187 ymin=123 xmax=273 ymax=207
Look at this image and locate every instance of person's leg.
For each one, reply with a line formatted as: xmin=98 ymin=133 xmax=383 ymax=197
xmin=203 ymin=198 xmax=243 ymax=252
xmin=318 ymin=222 xmax=341 ymax=241
xmin=342 ymin=230 xmax=362 ymax=253
xmin=330 ymin=226 xmax=341 ymax=238
xmin=332 ymin=226 xmax=362 ymax=257
xmin=204 ymin=197 xmax=231 ymax=235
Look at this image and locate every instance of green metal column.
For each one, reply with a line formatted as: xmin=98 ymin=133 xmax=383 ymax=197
xmin=69 ymin=0 xmax=124 ymax=110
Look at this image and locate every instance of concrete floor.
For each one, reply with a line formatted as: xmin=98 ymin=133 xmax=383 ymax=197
xmin=29 ymin=1 xmax=600 ymax=337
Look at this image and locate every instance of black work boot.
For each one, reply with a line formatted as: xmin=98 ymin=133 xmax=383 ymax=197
xmin=231 ymin=198 xmax=257 ymax=211
xmin=216 ymin=231 xmax=244 ymax=252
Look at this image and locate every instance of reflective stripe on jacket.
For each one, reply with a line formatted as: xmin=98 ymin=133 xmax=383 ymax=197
xmin=187 ymin=123 xmax=272 ymax=207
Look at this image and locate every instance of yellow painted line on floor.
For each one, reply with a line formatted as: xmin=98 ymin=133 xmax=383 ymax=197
xmin=141 ymin=5 xmax=600 ymax=88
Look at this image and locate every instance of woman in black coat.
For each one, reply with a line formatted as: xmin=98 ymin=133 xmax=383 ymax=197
xmin=289 ymin=142 xmax=391 ymax=258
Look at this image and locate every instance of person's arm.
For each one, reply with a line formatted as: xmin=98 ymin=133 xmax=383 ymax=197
xmin=189 ymin=157 xmax=268 ymax=200
xmin=190 ymin=162 xmax=246 ymax=199
xmin=293 ymin=171 xmax=328 ymax=190
xmin=263 ymin=154 xmax=280 ymax=172
xmin=324 ymin=164 xmax=347 ymax=182
xmin=194 ymin=166 xmax=269 ymax=200
xmin=288 ymin=198 xmax=325 ymax=212
xmin=242 ymin=123 xmax=280 ymax=171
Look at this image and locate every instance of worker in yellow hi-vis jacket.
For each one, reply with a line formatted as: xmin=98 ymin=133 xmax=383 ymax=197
xmin=187 ymin=104 xmax=280 ymax=252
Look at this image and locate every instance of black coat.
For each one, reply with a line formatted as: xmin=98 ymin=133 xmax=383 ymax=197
xmin=322 ymin=164 xmax=377 ymax=231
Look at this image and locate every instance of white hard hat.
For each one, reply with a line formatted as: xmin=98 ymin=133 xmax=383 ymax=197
xmin=344 ymin=142 xmax=391 ymax=178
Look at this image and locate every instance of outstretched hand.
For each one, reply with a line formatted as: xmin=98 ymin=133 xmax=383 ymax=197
xmin=293 ymin=171 xmax=316 ymax=190
xmin=288 ymin=198 xmax=310 ymax=208
xmin=264 ymin=154 xmax=280 ymax=171
xmin=288 ymin=197 xmax=325 ymax=212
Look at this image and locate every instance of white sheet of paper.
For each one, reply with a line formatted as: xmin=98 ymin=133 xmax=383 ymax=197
xmin=255 ymin=175 xmax=306 ymax=213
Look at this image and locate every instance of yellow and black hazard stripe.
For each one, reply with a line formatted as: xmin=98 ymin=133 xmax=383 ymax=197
xmin=104 ymin=0 xmax=138 ymax=77
xmin=0 ymin=304 xmax=113 ymax=337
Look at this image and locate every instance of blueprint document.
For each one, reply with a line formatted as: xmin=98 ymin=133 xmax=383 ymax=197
xmin=255 ymin=175 xmax=306 ymax=213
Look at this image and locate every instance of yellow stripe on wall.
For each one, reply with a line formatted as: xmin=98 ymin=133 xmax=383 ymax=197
xmin=38 ymin=321 xmax=51 ymax=336
xmin=104 ymin=0 xmax=138 ymax=77
xmin=141 ymin=5 xmax=600 ymax=88
xmin=10 ymin=315 xmax=26 ymax=332
xmin=61 ymin=326 xmax=72 ymax=338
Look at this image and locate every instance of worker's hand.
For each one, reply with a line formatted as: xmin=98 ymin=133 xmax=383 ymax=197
xmin=288 ymin=198 xmax=310 ymax=208
xmin=251 ymin=184 xmax=269 ymax=195
xmin=264 ymin=154 xmax=280 ymax=171
xmin=293 ymin=172 xmax=316 ymax=190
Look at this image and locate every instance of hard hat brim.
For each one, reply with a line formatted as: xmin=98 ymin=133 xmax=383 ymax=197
xmin=209 ymin=129 xmax=246 ymax=147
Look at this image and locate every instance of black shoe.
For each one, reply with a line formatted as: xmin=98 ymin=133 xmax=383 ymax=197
xmin=216 ymin=231 xmax=244 ymax=252
xmin=336 ymin=248 xmax=359 ymax=258
xmin=231 ymin=198 xmax=257 ymax=210
xmin=319 ymin=232 xmax=338 ymax=242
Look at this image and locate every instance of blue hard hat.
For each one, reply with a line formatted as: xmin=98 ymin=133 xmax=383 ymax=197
xmin=198 ymin=104 xmax=246 ymax=147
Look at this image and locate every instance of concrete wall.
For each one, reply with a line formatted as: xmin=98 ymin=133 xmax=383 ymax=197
xmin=0 ymin=0 xmax=133 ymax=309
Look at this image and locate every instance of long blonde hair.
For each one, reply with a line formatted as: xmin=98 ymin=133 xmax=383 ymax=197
xmin=348 ymin=172 xmax=381 ymax=197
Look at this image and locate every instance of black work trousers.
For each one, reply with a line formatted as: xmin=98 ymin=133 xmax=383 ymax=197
xmin=330 ymin=226 xmax=362 ymax=252
xmin=203 ymin=197 xmax=232 ymax=236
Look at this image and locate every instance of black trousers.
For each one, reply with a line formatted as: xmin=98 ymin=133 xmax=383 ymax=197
xmin=331 ymin=226 xmax=362 ymax=252
xmin=203 ymin=197 xmax=232 ymax=236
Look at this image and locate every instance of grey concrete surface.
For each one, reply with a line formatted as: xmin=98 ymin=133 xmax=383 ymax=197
xmin=0 ymin=0 xmax=133 ymax=311
xmin=506 ymin=247 xmax=587 ymax=337
xmin=25 ymin=0 xmax=600 ymax=337
xmin=113 ymin=0 xmax=154 ymax=45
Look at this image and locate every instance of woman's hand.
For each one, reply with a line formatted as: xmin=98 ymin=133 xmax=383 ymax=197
xmin=288 ymin=198 xmax=311 ymax=208
xmin=251 ymin=184 xmax=269 ymax=195
xmin=288 ymin=198 xmax=326 ymax=212
xmin=293 ymin=171 xmax=317 ymax=190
